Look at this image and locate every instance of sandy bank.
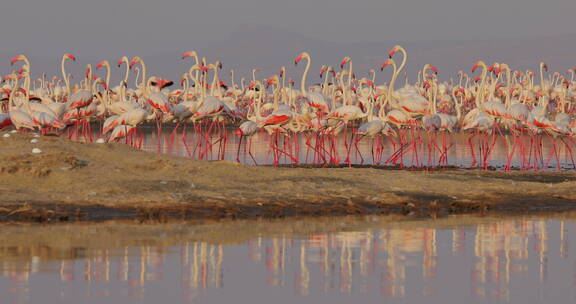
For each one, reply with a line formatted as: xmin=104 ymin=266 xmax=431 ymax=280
xmin=1 ymin=131 xmax=575 ymax=222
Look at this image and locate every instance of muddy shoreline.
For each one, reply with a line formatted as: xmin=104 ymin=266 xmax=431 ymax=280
xmin=1 ymin=131 xmax=575 ymax=223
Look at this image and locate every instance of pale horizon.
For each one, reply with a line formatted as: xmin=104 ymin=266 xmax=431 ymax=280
xmin=1 ymin=0 xmax=575 ymax=84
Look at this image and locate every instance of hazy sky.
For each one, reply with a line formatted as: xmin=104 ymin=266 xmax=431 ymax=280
xmin=1 ymin=0 xmax=575 ymax=81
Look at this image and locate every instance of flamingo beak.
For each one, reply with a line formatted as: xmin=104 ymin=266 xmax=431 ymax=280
xmin=388 ymin=49 xmax=396 ymax=58
xmin=158 ymin=79 xmax=174 ymax=89
xmin=182 ymin=51 xmax=196 ymax=59
xmin=10 ymin=56 xmax=22 ymax=66
xmin=129 ymin=58 xmax=138 ymax=68
xmin=294 ymin=54 xmax=303 ymax=66
xmin=471 ymin=63 xmax=479 ymax=73
xmin=431 ymin=66 xmax=438 ymax=74
xmin=380 ymin=62 xmax=389 ymax=71
xmin=96 ymin=62 xmax=106 ymax=70
xmin=339 ymin=59 xmax=347 ymax=69
xmin=65 ymin=54 xmax=76 ymax=61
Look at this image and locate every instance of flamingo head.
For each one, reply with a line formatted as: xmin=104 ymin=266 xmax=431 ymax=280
xmin=388 ymin=45 xmax=401 ymax=58
xmin=340 ymin=57 xmax=350 ymax=69
xmin=471 ymin=61 xmax=483 ymax=73
xmin=181 ymin=50 xmax=197 ymax=60
xmin=265 ymin=77 xmax=275 ymax=88
xmin=198 ymin=65 xmax=210 ymax=73
xmin=473 ymin=76 xmax=481 ymax=83
xmin=96 ymin=61 xmax=108 ymax=70
xmin=117 ymin=58 xmax=125 ymax=67
xmin=294 ymin=53 xmax=305 ymax=65
xmin=84 ymin=65 xmax=93 ymax=78
xmin=10 ymin=55 xmax=26 ymax=66
xmin=319 ymin=66 xmax=326 ymax=78
xmin=542 ymin=63 xmax=548 ymax=72
xmin=219 ymin=81 xmax=228 ymax=89
xmin=380 ymin=59 xmax=393 ymax=71
xmin=279 ymin=69 xmax=284 ymax=77
xmin=430 ymin=65 xmax=439 ymax=75
xmin=154 ymin=78 xmax=174 ymax=89
xmin=64 ymin=53 xmax=76 ymax=62
xmin=129 ymin=57 xmax=140 ymax=69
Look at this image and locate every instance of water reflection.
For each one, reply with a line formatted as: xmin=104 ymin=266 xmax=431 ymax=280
xmin=124 ymin=126 xmax=576 ymax=169
xmin=1 ymin=215 xmax=576 ymax=303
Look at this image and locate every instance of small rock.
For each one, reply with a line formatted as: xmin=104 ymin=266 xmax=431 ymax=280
xmin=2 ymin=133 xmax=9 ymax=138
xmin=96 ymin=138 xmax=106 ymax=144
xmin=30 ymin=139 xmax=39 ymax=143
xmin=33 ymin=134 xmax=40 ymax=138
xmin=159 ymin=181 xmax=168 ymax=185
xmin=32 ymin=148 xmax=42 ymax=154
xmin=10 ymin=130 xmax=16 ymax=134
xmin=189 ymin=183 xmax=196 ymax=189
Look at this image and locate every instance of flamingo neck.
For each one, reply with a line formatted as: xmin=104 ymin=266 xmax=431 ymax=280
xmin=387 ymin=61 xmax=398 ymax=105
xmin=300 ymin=54 xmax=310 ymax=96
xmin=61 ymin=56 xmax=70 ymax=99
xmin=122 ymin=57 xmax=130 ymax=84
xmin=396 ymin=47 xmax=407 ymax=83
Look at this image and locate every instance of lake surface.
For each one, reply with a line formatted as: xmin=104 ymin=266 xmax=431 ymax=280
xmin=1 ymin=214 xmax=576 ymax=304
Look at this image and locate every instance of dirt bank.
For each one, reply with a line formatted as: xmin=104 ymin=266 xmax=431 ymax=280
xmin=1 ymin=131 xmax=575 ymax=222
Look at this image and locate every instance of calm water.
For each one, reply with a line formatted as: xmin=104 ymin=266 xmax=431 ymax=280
xmin=1 ymin=214 xmax=576 ymax=304
xmin=97 ymin=124 xmax=576 ymax=169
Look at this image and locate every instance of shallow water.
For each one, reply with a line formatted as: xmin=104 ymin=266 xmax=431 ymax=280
xmin=97 ymin=124 xmax=576 ymax=170
xmin=1 ymin=214 xmax=576 ymax=304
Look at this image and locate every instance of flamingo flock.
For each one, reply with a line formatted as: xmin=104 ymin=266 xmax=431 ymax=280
xmin=2 ymin=47 xmax=576 ymax=170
